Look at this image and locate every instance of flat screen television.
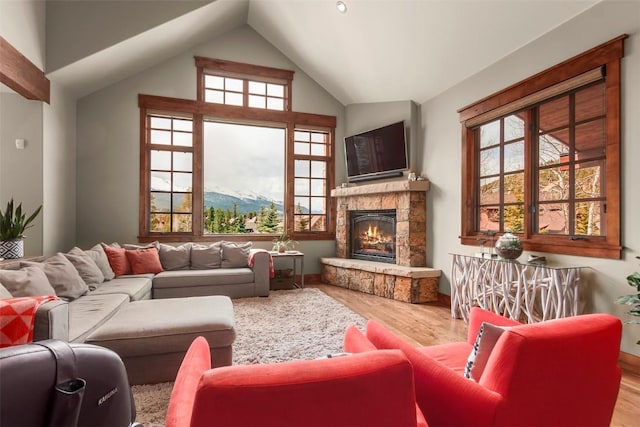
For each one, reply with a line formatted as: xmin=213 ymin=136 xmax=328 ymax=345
xmin=344 ymin=121 xmax=408 ymax=182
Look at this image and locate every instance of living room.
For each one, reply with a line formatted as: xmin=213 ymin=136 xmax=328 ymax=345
xmin=1 ymin=0 xmax=639 ymax=424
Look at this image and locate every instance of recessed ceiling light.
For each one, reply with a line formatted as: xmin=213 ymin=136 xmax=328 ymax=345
xmin=336 ymin=1 xmax=347 ymax=14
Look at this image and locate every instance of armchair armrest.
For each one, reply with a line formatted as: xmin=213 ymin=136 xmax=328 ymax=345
xmin=366 ymin=319 xmax=502 ymax=427
xmin=467 ymin=307 xmax=522 ymax=345
xmin=33 ymin=299 xmax=69 ymax=341
xmin=248 ymin=249 xmax=270 ymax=297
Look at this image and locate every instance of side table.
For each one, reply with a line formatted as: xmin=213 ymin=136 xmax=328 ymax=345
xmin=269 ymin=251 xmax=305 ymax=288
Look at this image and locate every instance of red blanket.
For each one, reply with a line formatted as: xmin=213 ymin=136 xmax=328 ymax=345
xmin=248 ymin=249 xmax=275 ymax=279
xmin=0 ymin=296 xmax=58 ymax=348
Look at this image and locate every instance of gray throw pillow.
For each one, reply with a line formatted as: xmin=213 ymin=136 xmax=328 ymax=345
xmin=190 ymin=243 xmax=222 ymax=269
xmin=123 ymin=241 xmax=160 ymax=251
xmin=85 ymin=244 xmax=115 ymax=281
xmin=0 ymin=266 xmax=56 ymax=297
xmin=221 ymin=241 xmax=251 ymax=268
xmin=64 ymin=247 xmax=105 ymax=289
xmin=159 ymin=243 xmax=191 ymax=270
xmin=22 ymin=253 xmax=89 ymax=301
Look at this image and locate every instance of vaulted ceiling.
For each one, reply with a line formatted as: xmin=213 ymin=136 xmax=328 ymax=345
xmin=46 ymin=0 xmax=601 ymax=104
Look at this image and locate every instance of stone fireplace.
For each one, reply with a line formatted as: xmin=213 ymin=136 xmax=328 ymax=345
xmin=321 ymin=180 xmax=441 ymax=303
xmin=350 ymin=209 xmax=396 ymax=264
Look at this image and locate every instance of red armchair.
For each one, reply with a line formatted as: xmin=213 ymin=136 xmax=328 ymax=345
xmin=351 ymin=308 xmax=622 ymax=427
xmin=166 ymin=336 xmax=427 ymax=427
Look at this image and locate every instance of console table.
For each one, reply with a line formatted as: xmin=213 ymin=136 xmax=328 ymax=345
xmin=450 ymin=254 xmax=583 ymax=323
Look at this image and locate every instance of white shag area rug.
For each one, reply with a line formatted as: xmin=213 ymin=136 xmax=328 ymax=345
xmin=131 ymin=288 xmax=367 ymax=426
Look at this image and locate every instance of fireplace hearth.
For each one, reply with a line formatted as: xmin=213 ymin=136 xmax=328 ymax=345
xmin=350 ymin=210 xmax=396 ymax=263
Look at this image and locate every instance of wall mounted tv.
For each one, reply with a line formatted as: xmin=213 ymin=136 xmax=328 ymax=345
xmin=344 ymin=120 xmax=408 ymax=182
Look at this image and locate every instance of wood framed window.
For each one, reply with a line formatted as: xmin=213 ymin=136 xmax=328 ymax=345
xmin=147 ymin=114 xmax=194 ymax=233
xmin=138 ymin=57 xmax=335 ymax=243
xmin=458 ymin=35 xmax=626 ymax=259
xmin=292 ymin=128 xmax=331 ymax=232
xmin=196 ymin=57 xmax=293 ymax=111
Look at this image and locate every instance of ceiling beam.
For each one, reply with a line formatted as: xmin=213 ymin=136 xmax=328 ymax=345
xmin=0 ymin=37 xmax=50 ymax=104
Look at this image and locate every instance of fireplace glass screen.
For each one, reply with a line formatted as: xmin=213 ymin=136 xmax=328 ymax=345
xmin=350 ymin=210 xmax=396 ymax=263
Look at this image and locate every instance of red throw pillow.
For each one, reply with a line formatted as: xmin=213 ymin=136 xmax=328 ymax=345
xmin=125 ymin=248 xmax=164 ymax=275
xmin=102 ymin=245 xmax=131 ymax=277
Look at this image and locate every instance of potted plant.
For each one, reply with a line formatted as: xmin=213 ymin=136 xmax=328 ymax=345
xmin=0 ymin=198 xmax=42 ymax=259
xmin=272 ymin=233 xmax=297 ymax=253
xmin=615 ymin=256 xmax=640 ymax=345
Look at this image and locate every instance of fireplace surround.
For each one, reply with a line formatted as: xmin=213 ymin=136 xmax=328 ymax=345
xmin=321 ymin=180 xmax=441 ymax=304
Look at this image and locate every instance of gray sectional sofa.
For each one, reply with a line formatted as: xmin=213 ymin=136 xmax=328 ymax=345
xmin=0 ymin=241 xmax=271 ymax=343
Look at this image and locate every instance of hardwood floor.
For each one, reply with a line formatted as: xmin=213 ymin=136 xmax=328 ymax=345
xmin=310 ymin=284 xmax=640 ymax=427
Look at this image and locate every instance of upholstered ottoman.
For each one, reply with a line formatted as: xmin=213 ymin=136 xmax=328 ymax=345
xmin=86 ymin=296 xmax=235 ymax=385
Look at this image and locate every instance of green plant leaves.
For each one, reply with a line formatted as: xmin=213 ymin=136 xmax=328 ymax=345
xmin=0 ymin=198 xmax=42 ymax=240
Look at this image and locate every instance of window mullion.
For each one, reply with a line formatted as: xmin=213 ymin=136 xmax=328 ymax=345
xmin=192 ymin=114 xmax=204 ymax=237
xmin=523 ymin=109 xmax=534 ymax=240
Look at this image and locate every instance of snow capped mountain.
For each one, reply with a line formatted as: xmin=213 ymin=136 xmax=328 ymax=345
xmin=205 ymin=184 xmax=278 ymax=204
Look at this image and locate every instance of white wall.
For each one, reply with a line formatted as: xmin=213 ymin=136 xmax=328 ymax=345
xmin=421 ymin=0 xmax=640 ymax=355
xmin=75 ymin=25 xmax=345 ymax=275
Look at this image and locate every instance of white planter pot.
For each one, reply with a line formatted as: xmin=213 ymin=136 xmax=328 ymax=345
xmin=0 ymin=238 xmax=24 ymax=259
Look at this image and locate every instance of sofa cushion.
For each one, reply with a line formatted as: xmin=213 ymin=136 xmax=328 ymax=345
xmin=0 ymin=266 xmax=56 ymax=297
xmin=125 ymin=248 xmax=164 ymax=275
xmin=22 ymin=253 xmax=89 ymax=301
xmin=86 ymin=296 xmax=236 ymax=356
xmin=0 ymin=282 xmax=12 ymax=298
xmin=103 ymin=245 xmax=132 ymax=277
xmin=153 ymin=268 xmax=254 ymax=289
xmin=221 ymin=241 xmax=251 ymax=268
xmin=190 ymin=243 xmax=222 ymax=269
xmin=159 ymin=243 xmax=191 ymax=271
xmin=67 ymin=293 xmax=130 ymax=342
xmin=89 ymin=275 xmax=153 ymax=301
xmin=64 ymin=247 xmax=105 ymax=289
xmin=85 ymin=244 xmax=115 ymax=281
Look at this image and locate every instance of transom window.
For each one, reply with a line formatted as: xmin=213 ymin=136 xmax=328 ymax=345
xmin=138 ymin=57 xmax=335 ymax=242
xmin=203 ymin=74 xmax=286 ymax=110
xmin=459 ymin=35 xmax=626 ymax=259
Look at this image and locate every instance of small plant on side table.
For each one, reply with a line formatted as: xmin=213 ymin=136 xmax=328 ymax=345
xmin=272 ymin=233 xmax=297 ymax=253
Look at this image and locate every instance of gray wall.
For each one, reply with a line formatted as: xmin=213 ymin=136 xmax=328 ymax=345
xmin=421 ymin=0 xmax=640 ymax=355
xmin=75 ymin=25 xmax=345 ymax=275
xmin=45 ymin=0 xmax=214 ymax=72
xmin=42 ymin=82 xmax=77 ymax=255
xmin=0 ymin=93 xmax=44 ymax=257
xmin=1 ymin=0 xmax=76 ymax=257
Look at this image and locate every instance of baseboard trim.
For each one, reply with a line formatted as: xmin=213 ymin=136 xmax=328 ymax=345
xmin=619 ymin=351 xmax=640 ymax=375
xmin=302 ymin=273 xmax=321 ymax=285
xmin=437 ymin=292 xmax=451 ymax=308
